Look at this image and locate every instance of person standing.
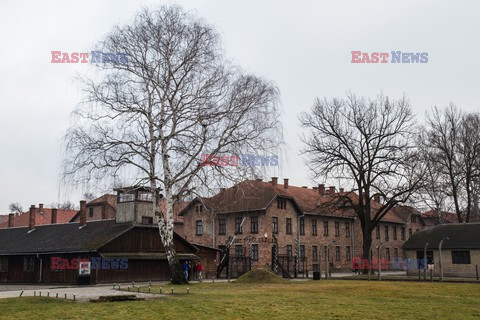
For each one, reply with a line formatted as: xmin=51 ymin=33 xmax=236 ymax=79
xmin=196 ymin=260 xmax=203 ymax=282
xmin=182 ymin=261 xmax=190 ymax=282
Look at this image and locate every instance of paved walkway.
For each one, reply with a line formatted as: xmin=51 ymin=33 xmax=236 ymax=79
xmin=0 ymin=284 xmax=163 ymax=302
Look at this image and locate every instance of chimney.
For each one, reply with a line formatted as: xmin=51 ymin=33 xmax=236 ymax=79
xmin=271 ymin=177 xmax=278 ymax=187
xmin=255 ymin=178 xmax=262 ymax=182
xmin=339 ymin=188 xmax=344 ymax=193
xmin=328 ymin=186 xmax=336 ymax=194
xmin=374 ymin=194 xmax=381 ymax=203
xmin=39 ymin=203 xmax=44 ymax=211
xmin=29 ymin=205 xmax=36 ymax=229
xmin=79 ymin=200 xmax=87 ymax=226
xmin=51 ymin=208 xmax=57 ymax=224
xmin=8 ymin=213 xmax=14 ymax=228
xmin=318 ymin=184 xmax=325 ymax=195
xmin=283 ymin=178 xmax=289 ymax=189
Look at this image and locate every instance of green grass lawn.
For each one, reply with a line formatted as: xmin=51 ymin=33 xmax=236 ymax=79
xmin=0 ymin=280 xmax=479 ymax=319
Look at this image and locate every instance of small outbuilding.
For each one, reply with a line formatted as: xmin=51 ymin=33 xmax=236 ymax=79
xmin=402 ymin=223 xmax=480 ymax=278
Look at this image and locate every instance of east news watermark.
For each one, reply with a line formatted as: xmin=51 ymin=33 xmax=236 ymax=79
xmin=51 ymin=257 xmax=128 ymax=275
xmin=350 ymin=51 xmax=429 ymax=63
xmin=51 ymin=51 xmax=129 ymax=64
xmin=352 ymin=257 xmax=429 ymax=270
xmin=201 ymin=154 xmax=279 ymax=167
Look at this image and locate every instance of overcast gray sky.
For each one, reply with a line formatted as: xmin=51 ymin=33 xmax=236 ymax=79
xmin=0 ymin=0 xmax=479 ymax=212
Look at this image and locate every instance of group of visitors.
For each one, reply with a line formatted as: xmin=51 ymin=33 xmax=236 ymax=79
xmin=182 ymin=260 xmax=203 ymax=282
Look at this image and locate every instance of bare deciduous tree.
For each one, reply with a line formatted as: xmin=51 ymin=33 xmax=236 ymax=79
xmin=49 ymin=201 xmax=77 ymax=210
xmin=299 ymin=93 xmax=422 ymax=264
xmin=420 ymin=105 xmax=480 ymax=222
xmin=63 ymin=6 xmax=282 ymax=283
xmin=8 ymin=203 xmax=23 ymax=215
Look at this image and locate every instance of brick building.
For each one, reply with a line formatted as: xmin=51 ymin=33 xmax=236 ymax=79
xmin=0 ymin=204 xmax=78 ymax=229
xmin=180 ymin=178 xmax=429 ymax=277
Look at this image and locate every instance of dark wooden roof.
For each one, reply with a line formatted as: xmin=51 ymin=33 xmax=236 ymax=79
xmin=402 ymin=223 xmax=480 ymax=250
xmin=0 ymin=220 xmax=133 ymax=255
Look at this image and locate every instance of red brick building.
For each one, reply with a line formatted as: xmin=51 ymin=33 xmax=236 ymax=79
xmin=180 ymin=178 xmax=429 ymax=277
xmin=0 ymin=204 xmax=78 ymax=229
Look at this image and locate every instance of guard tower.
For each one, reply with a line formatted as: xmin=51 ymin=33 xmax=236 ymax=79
xmin=114 ymin=186 xmax=161 ymax=225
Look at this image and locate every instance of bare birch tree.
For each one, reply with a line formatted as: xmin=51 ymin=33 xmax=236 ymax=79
xmin=299 ymin=93 xmax=423 ymax=265
xmin=63 ymin=6 xmax=281 ymax=283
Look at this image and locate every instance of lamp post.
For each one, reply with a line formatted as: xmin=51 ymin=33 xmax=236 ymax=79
xmin=439 ymin=237 xmax=449 ymax=282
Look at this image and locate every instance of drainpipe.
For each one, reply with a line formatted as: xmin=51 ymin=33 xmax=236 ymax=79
xmin=297 ymin=213 xmax=305 ymax=277
xmin=351 ymin=219 xmax=355 ymax=265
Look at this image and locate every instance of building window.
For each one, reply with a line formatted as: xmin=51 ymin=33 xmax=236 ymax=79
xmin=137 ymin=192 xmax=153 ymax=202
xmin=142 ymin=216 xmax=153 ymax=225
xmin=195 ymin=204 xmax=203 ymax=213
xmin=251 ymin=244 xmax=259 ymax=261
xmin=401 ymin=227 xmax=406 ymax=240
xmin=235 ymin=245 xmax=243 ymax=257
xmin=393 ymin=226 xmax=397 ymax=240
xmin=411 ymin=215 xmax=416 ymax=223
xmin=386 ymin=248 xmax=391 ymax=260
xmin=385 ymin=226 xmax=389 ymax=241
xmin=0 ymin=258 xmax=8 ymax=272
xmin=219 ymin=218 xmax=226 ymax=235
xmin=277 ymin=199 xmax=287 ymax=209
xmin=324 ymin=246 xmax=328 ymax=260
xmin=323 ymin=221 xmax=329 ymax=236
xmin=408 ymin=228 xmax=412 ymax=238
xmin=312 ymin=219 xmax=318 ymax=236
xmin=272 ymin=217 xmax=278 ymax=234
xmin=286 ymin=218 xmax=292 ymax=234
xmin=118 ymin=193 xmax=135 ymax=203
xmin=235 ymin=217 xmax=243 ymax=234
xmin=88 ymin=207 xmax=94 ymax=218
xmin=335 ymin=246 xmax=341 ymax=261
xmin=345 ymin=222 xmax=350 ymax=238
xmin=300 ymin=245 xmax=305 ymax=258
xmin=346 ymin=246 xmax=351 ymax=261
xmin=24 ymin=257 xmax=34 ymax=272
xmin=312 ymin=246 xmax=318 ymax=261
xmin=452 ymin=251 xmax=471 ymax=264
xmin=250 ymin=216 xmax=259 ymax=233
xmin=335 ymin=221 xmax=340 ymax=237
xmin=195 ymin=220 xmax=203 ymax=236
xmin=376 ymin=225 xmax=380 ymax=239
xmin=299 ymin=217 xmax=305 ymax=235
xmin=394 ymin=248 xmax=398 ymax=258
xmin=286 ymin=245 xmax=293 ymax=258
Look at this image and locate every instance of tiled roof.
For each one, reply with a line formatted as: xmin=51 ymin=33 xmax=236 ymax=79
xmin=180 ymin=179 xmax=406 ymax=223
xmin=0 ymin=208 xmax=78 ymax=229
xmin=88 ymin=194 xmax=117 ymax=209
